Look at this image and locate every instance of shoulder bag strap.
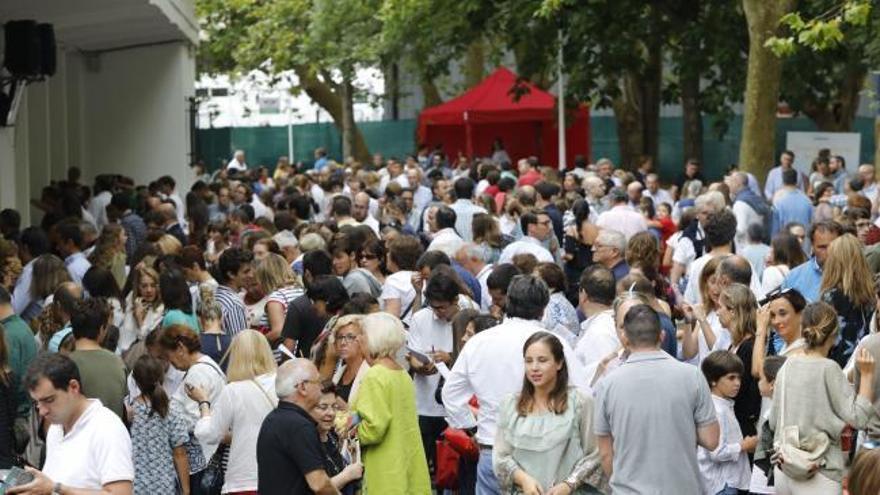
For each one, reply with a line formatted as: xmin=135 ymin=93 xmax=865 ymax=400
xmin=250 ymin=379 xmax=278 ymax=408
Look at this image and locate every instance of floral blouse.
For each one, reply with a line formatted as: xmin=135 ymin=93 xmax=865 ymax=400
xmin=131 ymin=400 xmax=189 ymax=495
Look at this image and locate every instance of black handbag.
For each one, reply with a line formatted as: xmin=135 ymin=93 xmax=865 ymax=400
xmin=195 ymin=444 xmax=228 ymax=495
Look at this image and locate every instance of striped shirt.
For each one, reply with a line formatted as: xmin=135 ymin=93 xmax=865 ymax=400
xmin=214 ymin=285 xmax=248 ymax=335
xmin=258 ymin=286 xmax=306 ymax=330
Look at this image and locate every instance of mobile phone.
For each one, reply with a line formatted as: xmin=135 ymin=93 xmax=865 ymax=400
xmin=4 ymin=466 xmax=35 ymax=488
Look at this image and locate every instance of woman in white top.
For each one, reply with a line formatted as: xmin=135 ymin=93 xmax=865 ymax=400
xmin=158 ymin=324 xmax=227 ymax=488
xmin=121 ymin=265 xmax=164 ymax=353
xmin=380 ymin=235 xmax=422 ymax=320
xmin=682 ymin=256 xmax=729 ymax=364
xmin=761 ymin=232 xmax=807 ymax=295
xmin=186 ymin=330 xmax=277 ymax=494
xmin=255 ymin=253 xmax=305 ymax=342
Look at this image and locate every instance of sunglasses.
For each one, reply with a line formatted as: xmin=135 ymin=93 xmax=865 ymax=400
xmin=759 ymin=286 xmax=793 ymax=306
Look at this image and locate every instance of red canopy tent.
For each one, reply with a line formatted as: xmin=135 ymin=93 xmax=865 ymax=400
xmin=417 ymin=67 xmax=590 ymax=168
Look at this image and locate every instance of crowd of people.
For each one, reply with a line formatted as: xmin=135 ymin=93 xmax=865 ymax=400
xmin=1 ymin=145 xmax=880 ymax=495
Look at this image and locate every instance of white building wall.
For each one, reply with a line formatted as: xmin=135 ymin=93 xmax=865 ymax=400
xmin=0 ymin=40 xmax=195 ymax=225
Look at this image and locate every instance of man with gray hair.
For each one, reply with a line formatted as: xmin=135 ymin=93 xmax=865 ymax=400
xmin=455 ymin=243 xmax=494 ymax=312
xmin=592 ymin=229 xmax=629 ymax=282
xmin=726 ymin=171 xmax=770 ymax=253
xmin=257 ymin=359 xmax=338 ymax=494
xmin=443 ymin=275 xmax=590 ymax=494
xmin=670 ymin=190 xmax=726 ymax=290
xmin=227 ymin=149 xmax=247 ymax=173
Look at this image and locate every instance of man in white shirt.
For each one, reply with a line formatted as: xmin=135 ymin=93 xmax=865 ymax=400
xmin=10 ymin=353 xmax=133 ymax=494
xmin=427 ymin=206 xmax=465 ymax=258
xmin=671 ymin=191 xmax=727 ymax=291
xmin=498 ymin=210 xmax=554 ymax=263
xmin=455 ymin=243 xmax=494 ymax=312
xmin=575 ymin=266 xmax=620 ymax=375
xmin=450 ymin=177 xmax=487 ymax=242
xmin=406 ymin=167 xmax=433 ymax=212
xmin=726 ymin=172 xmax=768 ymax=253
xmin=407 ymin=270 xmax=461 ymax=472
xmin=683 ymin=210 xmax=736 ymax=305
xmin=643 ymin=173 xmax=674 ymax=208
xmin=87 ymin=175 xmax=114 ymax=231
xmin=442 ymin=275 xmax=591 ymax=495
xmin=56 ymin=220 xmax=92 ymax=285
xmin=596 ymin=188 xmax=647 ymax=240
xmin=227 ymin=149 xmax=247 ymax=173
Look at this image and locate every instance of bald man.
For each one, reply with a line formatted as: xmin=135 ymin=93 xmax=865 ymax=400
xmin=159 ymin=202 xmax=187 ymax=245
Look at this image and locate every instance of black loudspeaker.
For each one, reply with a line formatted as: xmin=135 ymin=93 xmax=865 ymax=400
xmin=38 ymin=23 xmax=56 ymax=77
xmin=4 ymin=20 xmax=42 ymax=77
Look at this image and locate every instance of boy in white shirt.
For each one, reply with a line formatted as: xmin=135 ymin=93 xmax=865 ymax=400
xmin=698 ymin=350 xmax=757 ymax=494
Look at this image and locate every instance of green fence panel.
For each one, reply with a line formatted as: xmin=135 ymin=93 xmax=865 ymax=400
xmin=197 ymin=116 xmax=876 ymax=179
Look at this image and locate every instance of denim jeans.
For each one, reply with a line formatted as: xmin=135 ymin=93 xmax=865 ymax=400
xmin=476 ymin=449 xmax=501 ymax=495
xmin=716 ymin=485 xmax=739 ymax=495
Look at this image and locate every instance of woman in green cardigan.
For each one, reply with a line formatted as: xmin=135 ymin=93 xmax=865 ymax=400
xmin=351 ymin=312 xmax=431 ymax=495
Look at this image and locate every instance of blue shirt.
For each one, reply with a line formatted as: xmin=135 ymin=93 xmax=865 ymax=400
xmin=782 ymin=257 xmax=822 ymax=303
xmin=452 ymin=262 xmax=482 ymax=308
xmin=772 ymin=189 xmax=813 ymax=236
xmin=764 ymin=166 xmax=805 ymax=200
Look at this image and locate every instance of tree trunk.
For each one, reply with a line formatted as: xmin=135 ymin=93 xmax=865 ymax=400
xmin=296 ymin=67 xmax=370 ymax=163
xmin=680 ymin=70 xmax=703 ymax=163
xmin=739 ymin=0 xmax=796 ymax=182
xmin=340 ymin=74 xmax=356 ymax=161
xmin=464 ymin=38 xmax=486 ymax=89
xmin=611 ymin=74 xmax=645 ymax=172
xmin=801 ymin=66 xmax=866 ymax=132
xmin=389 ymin=62 xmax=400 ymax=121
xmin=420 ymin=74 xmax=443 ymax=108
xmin=641 ymin=36 xmax=663 ymax=167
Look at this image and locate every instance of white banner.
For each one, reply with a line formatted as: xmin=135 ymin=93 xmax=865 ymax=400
xmin=785 ymin=131 xmax=861 ymax=178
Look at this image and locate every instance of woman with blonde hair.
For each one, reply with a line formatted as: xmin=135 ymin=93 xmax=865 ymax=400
xmin=155 ymin=233 xmax=183 ymax=256
xmin=22 ymin=254 xmax=70 ymax=322
xmin=716 ymin=283 xmax=761 ymax=437
xmin=88 ymin=223 xmax=128 ymax=288
xmin=821 ymin=234 xmax=874 ymax=367
xmin=350 ymin=312 xmax=431 ymax=494
xmin=255 ymin=253 xmax=305 ymax=342
xmin=121 ymin=265 xmax=165 ymax=353
xmin=331 ymin=314 xmax=370 ymax=404
xmin=681 ymin=255 xmax=727 ymax=364
xmin=768 ymin=301 xmax=876 ymax=493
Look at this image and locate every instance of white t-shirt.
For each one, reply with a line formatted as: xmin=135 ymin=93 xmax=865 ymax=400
xmin=380 ymin=270 xmax=417 ymax=322
xmin=43 ymin=399 xmax=134 ymax=490
xmin=407 ymin=308 xmax=453 ymax=417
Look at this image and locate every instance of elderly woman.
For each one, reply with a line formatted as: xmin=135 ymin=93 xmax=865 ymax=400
xmin=331 ymin=314 xmax=370 ymax=404
xmin=351 ymin=312 xmax=431 ymax=494
xmin=186 ymin=329 xmax=278 ymax=494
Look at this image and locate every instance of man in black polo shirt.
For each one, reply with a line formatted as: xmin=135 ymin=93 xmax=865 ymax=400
xmin=257 ymin=359 xmax=338 ymax=494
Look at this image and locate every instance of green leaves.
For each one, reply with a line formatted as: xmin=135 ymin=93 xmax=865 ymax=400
xmin=766 ymin=0 xmax=873 ymax=56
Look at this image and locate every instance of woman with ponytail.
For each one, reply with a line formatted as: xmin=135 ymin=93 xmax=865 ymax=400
xmin=197 ymin=283 xmax=232 ymax=370
xmin=130 ymin=354 xmax=191 ymax=495
xmin=768 ymin=301 xmax=876 ymax=493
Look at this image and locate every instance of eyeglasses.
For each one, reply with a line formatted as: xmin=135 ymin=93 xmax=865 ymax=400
xmin=360 ymin=253 xmax=378 ymax=260
xmin=336 ymin=334 xmax=359 ymax=343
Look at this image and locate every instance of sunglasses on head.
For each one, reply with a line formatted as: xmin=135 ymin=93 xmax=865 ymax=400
xmin=759 ymin=287 xmax=793 ymax=307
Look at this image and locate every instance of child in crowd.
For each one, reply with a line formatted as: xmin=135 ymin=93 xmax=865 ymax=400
xmin=698 ymin=350 xmax=756 ymax=494
xmin=749 ymin=355 xmax=787 ymax=494
xmin=129 ymin=355 xmax=191 ymax=495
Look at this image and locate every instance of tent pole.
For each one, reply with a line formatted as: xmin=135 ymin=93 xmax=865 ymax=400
xmin=557 ymin=27 xmax=567 ymax=171
xmin=465 ymin=111 xmax=474 ymax=160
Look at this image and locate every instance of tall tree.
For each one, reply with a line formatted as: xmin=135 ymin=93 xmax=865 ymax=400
xmin=739 ymin=0 xmax=796 ymax=180
xmin=196 ymin=0 xmax=380 ymax=162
